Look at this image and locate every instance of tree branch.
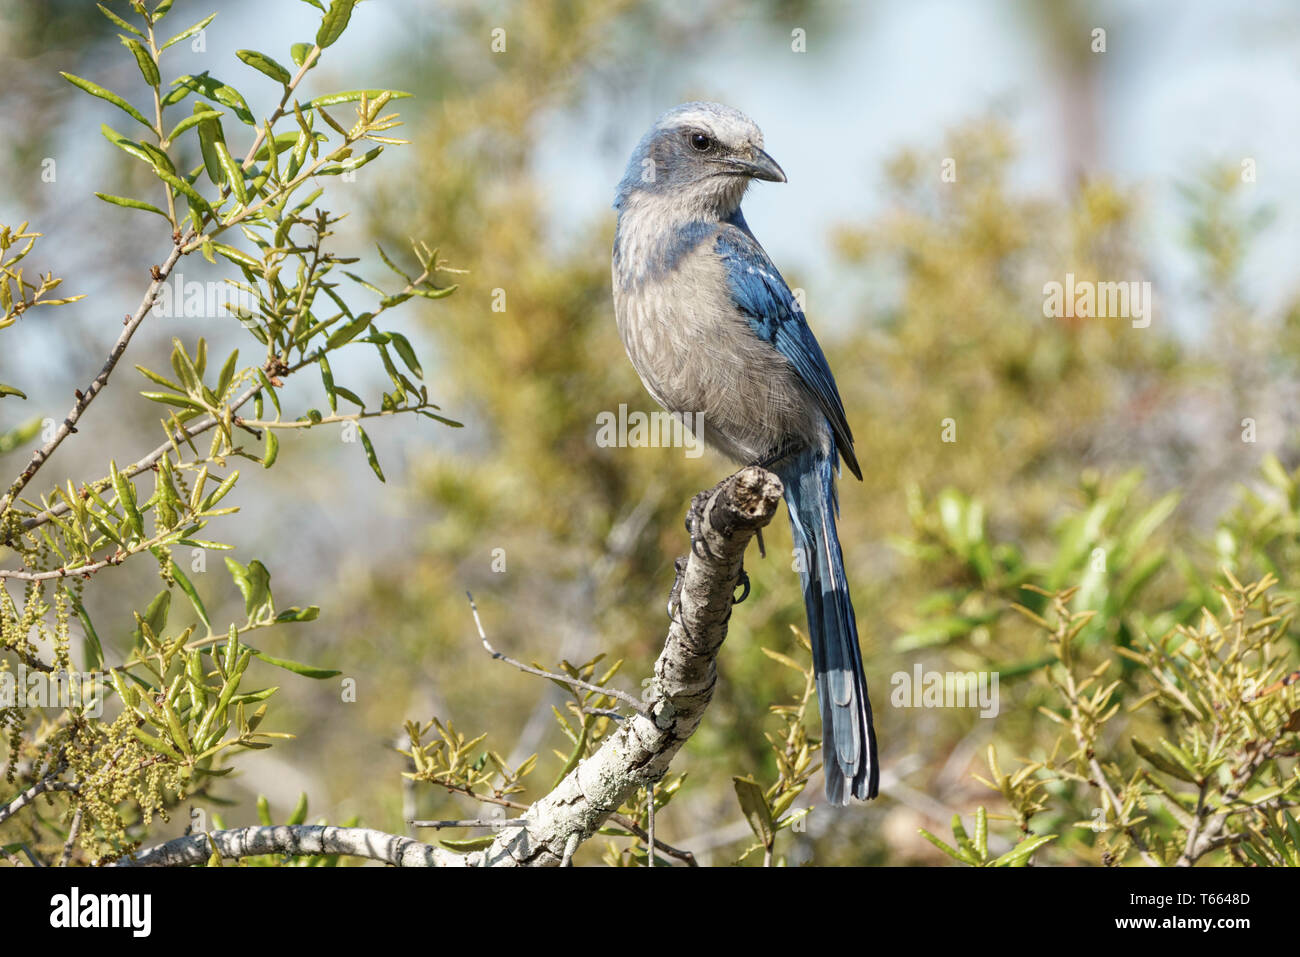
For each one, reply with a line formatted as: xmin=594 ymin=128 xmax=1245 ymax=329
xmin=473 ymin=466 xmax=782 ymax=866
xmin=115 ymin=825 xmax=467 ymax=867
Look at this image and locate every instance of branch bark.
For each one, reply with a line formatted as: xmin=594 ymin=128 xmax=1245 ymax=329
xmin=115 ymin=825 xmax=468 ymax=867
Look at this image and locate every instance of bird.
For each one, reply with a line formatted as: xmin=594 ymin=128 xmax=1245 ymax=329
xmin=611 ymin=102 xmax=879 ymax=804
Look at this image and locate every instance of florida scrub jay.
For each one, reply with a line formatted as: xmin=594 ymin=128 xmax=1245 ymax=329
xmin=611 ymin=102 xmax=879 ymax=803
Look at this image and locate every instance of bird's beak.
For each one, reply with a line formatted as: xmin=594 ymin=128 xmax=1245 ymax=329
xmin=729 ymin=147 xmax=786 ymax=183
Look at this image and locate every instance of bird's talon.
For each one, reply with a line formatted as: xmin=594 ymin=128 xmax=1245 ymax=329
xmin=685 ymin=492 xmax=718 ymax=561
xmin=733 ymin=567 xmax=751 ymax=604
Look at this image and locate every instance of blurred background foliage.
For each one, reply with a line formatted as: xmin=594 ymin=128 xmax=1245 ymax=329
xmin=2 ymin=0 xmax=1299 ymax=865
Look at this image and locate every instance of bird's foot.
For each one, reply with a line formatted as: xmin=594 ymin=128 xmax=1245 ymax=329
xmin=685 ymin=487 xmax=721 ymax=562
xmin=732 ymin=563 xmax=751 ymax=604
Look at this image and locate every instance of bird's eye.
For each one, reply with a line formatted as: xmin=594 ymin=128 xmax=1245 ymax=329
xmin=689 ymin=132 xmax=713 ymax=152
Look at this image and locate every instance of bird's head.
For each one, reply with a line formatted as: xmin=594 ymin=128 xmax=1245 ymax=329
xmin=614 ymin=102 xmax=785 ymax=219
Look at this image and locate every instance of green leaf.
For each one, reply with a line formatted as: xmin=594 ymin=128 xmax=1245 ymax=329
xmin=1133 ymin=737 xmax=1197 ymax=783
xmin=251 ymin=649 xmax=338 ymax=679
xmin=321 ymin=145 xmax=383 ymax=176
xmin=169 ymin=560 xmax=212 ymax=633
xmin=110 ymin=460 xmax=144 ymax=538
xmin=141 ymin=589 xmax=172 ymax=641
xmin=170 ymin=72 xmax=254 ymax=125
xmin=274 ymin=606 xmax=319 ymax=623
xmin=389 ymin=332 xmax=423 ymax=379
xmin=990 ymin=834 xmax=1056 ymax=867
xmin=216 ymin=349 xmax=239 ymax=399
xmin=192 ymin=103 xmax=225 ymax=186
xmin=236 ymin=49 xmax=292 ymax=85
xmin=60 ymin=71 xmax=152 ymax=130
xmin=212 ymin=243 xmax=259 ymax=271
xmin=100 ymin=124 xmax=175 ymax=174
xmin=200 ymin=470 xmax=239 ymax=510
xmin=290 ymin=42 xmax=315 ymax=67
xmin=325 ymin=312 xmax=373 ymax=348
xmin=131 ymin=726 xmax=184 ymax=762
xmin=262 ymin=429 xmax=279 ymax=468
xmin=306 ymin=89 xmax=411 ymax=109
xmin=316 ymin=0 xmax=357 ymax=48
xmin=141 ymin=391 xmax=209 ymax=413
xmin=287 ymin=792 xmax=309 ymax=826
xmin=417 ymin=410 xmax=463 ymax=428
xmin=318 ymin=355 xmax=338 ymax=412
xmin=0 ymin=417 xmax=41 ymax=454
xmin=0 ymin=385 xmax=29 ymax=401
xmin=161 ymin=13 xmax=217 ymax=52
xmin=95 ymin=192 xmax=169 ymax=219
xmin=120 ymin=36 xmax=160 ymax=86
xmin=918 ymin=827 xmax=968 ymax=863
xmin=439 ymin=836 xmax=496 ymax=853
xmin=733 ymin=776 xmax=773 ymax=847
xmin=213 ymin=139 xmax=247 ymax=203
xmin=356 ymin=425 xmax=384 ymax=482
xmin=153 ymin=167 xmax=213 ymax=218
xmin=166 ymin=106 xmax=223 ymax=145
xmin=97 ymin=4 xmax=144 ymax=37
xmin=225 ymin=557 xmax=272 ymax=619
xmin=333 ymin=386 xmax=364 ymax=408
xmin=951 ymin=813 xmax=978 ymax=862
xmin=253 ymin=131 xmax=304 ymax=161
xmin=66 ymin=589 xmax=104 ymax=671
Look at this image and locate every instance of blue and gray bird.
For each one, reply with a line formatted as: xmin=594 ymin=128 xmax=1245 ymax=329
xmin=611 ymin=102 xmax=879 ymax=803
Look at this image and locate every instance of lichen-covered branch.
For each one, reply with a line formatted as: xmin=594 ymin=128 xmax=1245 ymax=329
xmin=116 ymin=825 xmax=467 ymax=867
xmin=474 ymin=465 xmax=782 ymax=866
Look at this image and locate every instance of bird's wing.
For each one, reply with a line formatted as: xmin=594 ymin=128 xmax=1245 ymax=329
xmin=715 ymin=225 xmax=861 ymax=479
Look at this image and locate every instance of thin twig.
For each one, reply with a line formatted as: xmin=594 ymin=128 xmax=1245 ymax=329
xmin=59 ymin=807 xmax=83 ymax=866
xmin=466 ymin=592 xmax=649 ymax=718
xmin=646 ymin=782 xmax=655 ymax=868
xmin=0 ymin=242 xmax=184 ymax=519
xmin=0 ymin=769 xmax=74 ymax=827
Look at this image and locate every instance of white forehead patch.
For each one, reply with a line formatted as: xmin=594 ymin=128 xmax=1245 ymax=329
xmin=654 ymin=101 xmax=764 ymax=150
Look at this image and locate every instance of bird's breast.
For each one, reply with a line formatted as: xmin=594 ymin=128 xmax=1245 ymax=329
xmin=612 ymin=230 xmax=825 ymax=464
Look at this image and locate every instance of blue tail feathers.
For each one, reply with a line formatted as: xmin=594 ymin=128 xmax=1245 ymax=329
xmin=776 ymin=448 xmax=879 ymax=804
